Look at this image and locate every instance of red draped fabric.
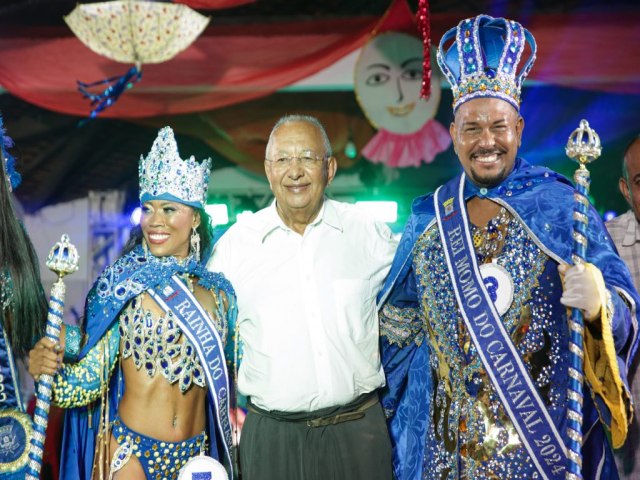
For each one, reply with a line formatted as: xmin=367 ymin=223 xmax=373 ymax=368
xmin=0 ymin=6 xmax=638 ymax=119
xmin=173 ymin=0 xmax=256 ymax=8
xmin=0 ymin=17 xmax=379 ymax=118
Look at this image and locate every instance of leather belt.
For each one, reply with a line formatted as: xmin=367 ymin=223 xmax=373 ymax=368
xmin=247 ymin=394 xmax=379 ymax=428
xmin=305 ymin=395 xmax=378 ymax=427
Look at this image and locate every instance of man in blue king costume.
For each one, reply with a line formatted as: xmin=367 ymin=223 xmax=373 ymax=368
xmin=379 ymin=14 xmax=640 ymax=480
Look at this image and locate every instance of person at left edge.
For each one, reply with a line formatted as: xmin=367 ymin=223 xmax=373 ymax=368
xmin=0 ymin=114 xmax=48 ymax=479
xmin=27 ymin=127 xmax=237 ymax=480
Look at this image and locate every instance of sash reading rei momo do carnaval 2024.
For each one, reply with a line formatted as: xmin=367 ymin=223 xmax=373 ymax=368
xmin=434 ymin=174 xmax=568 ymax=480
xmin=148 ymin=275 xmax=233 ymax=478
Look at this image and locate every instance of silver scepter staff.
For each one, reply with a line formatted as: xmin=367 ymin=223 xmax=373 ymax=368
xmin=564 ymin=119 xmax=601 ymax=480
xmin=25 ymin=234 xmax=79 ymax=479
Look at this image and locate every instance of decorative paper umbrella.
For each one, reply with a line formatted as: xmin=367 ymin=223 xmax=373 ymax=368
xmin=64 ymin=0 xmax=210 ymax=117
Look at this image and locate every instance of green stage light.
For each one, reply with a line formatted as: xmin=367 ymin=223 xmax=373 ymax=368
xmin=205 ymin=203 xmax=229 ymax=225
xmin=355 ymin=201 xmax=398 ymax=223
xmin=344 ymin=139 xmax=358 ymax=159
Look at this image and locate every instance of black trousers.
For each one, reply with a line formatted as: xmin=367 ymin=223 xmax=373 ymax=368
xmin=238 ymin=394 xmax=393 ymax=480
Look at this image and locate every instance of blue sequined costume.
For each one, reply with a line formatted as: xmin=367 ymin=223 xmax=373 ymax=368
xmin=379 ymin=159 xmax=639 ymax=480
xmin=0 ymin=294 xmax=32 ymax=479
xmin=55 ymin=246 xmax=237 ymax=480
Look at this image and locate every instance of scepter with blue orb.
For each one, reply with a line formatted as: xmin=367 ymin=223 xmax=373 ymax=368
xmin=564 ymin=119 xmax=601 ymax=480
xmin=25 ymin=234 xmax=79 ymax=479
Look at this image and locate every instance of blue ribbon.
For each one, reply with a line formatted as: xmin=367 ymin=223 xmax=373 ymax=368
xmin=434 ymin=174 xmax=568 ymax=480
xmin=148 ymin=275 xmax=233 ymax=479
xmin=77 ymin=66 xmax=142 ymax=118
xmin=0 ymin=326 xmax=21 ymax=412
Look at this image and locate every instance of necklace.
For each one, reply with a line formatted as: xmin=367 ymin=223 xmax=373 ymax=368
xmin=179 ymin=273 xmax=195 ymax=293
xmin=472 ymin=207 xmax=511 ymax=260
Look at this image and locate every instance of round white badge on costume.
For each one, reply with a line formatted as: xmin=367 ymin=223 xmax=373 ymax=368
xmin=479 ymin=262 xmax=514 ymax=316
xmin=178 ymin=455 xmax=228 ymax=480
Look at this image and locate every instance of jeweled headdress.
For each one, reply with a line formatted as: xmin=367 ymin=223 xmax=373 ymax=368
xmin=437 ymin=15 xmax=536 ymax=112
xmin=1 ymin=115 xmax=21 ymax=192
xmin=139 ymin=126 xmax=211 ymax=209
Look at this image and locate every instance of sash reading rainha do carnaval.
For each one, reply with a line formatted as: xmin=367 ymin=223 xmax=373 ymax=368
xmin=148 ymin=275 xmax=232 ymax=477
xmin=0 ymin=323 xmax=32 ymax=473
xmin=434 ymin=174 xmax=568 ymax=480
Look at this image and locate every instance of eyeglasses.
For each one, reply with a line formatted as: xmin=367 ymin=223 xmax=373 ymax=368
xmin=266 ymin=152 xmax=328 ymax=169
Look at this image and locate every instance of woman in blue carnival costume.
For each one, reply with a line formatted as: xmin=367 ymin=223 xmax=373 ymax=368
xmin=0 ymin=115 xmax=47 ymax=479
xmin=379 ymin=15 xmax=640 ymax=480
xmin=28 ymin=127 xmax=237 ymax=480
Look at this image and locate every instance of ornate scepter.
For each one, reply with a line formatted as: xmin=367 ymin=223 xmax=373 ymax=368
xmin=26 ymin=234 xmax=79 ymax=479
xmin=564 ymin=120 xmax=601 ymax=480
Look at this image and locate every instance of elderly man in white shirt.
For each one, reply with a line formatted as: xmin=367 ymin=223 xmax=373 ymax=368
xmin=208 ymin=114 xmax=397 ymax=480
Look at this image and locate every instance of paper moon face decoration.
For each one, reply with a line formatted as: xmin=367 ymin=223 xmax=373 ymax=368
xmin=355 ymin=32 xmax=442 ymax=135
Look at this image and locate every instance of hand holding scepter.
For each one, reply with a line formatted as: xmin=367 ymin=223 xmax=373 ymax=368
xmin=564 ymin=120 xmax=601 ymax=480
xmin=26 ymin=234 xmax=79 ymax=480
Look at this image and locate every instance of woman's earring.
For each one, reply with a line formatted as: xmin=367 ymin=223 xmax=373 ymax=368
xmin=190 ymin=227 xmax=201 ymax=261
xmin=142 ymin=237 xmax=149 ymax=258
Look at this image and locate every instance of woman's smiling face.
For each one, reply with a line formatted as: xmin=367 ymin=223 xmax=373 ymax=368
xmin=140 ymin=200 xmax=199 ymax=259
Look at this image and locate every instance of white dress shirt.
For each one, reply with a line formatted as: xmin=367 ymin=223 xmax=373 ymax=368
xmin=607 ymin=210 xmax=640 ymax=291
xmin=208 ymin=198 xmax=397 ymax=412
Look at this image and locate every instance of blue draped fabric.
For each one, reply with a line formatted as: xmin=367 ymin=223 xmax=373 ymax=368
xmin=379 ymin=158 xmax=640 ymax=480
xmin=59 ymin=246 xmax=236 ymax=480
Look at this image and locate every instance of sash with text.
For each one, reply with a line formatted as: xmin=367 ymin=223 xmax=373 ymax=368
xmin=434 ymin=175 xmax=567 ymax=480
xmin=148 ymin=275 xmax=233 ymax=478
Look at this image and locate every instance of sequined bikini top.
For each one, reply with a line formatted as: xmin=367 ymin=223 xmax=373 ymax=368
xmin=119 ymin=294 xmax=211 ymax=393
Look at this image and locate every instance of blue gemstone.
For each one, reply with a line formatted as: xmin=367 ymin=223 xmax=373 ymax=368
xmin=465 ymin=373 xmax=482 ymax=396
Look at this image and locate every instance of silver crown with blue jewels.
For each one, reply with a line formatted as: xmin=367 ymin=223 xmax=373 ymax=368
xmin=139 ymin=126 xmax=211 ymax=209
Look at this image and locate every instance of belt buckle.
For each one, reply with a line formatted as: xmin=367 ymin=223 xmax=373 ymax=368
xmin=306 ymin=411 xmax=365 ymax=428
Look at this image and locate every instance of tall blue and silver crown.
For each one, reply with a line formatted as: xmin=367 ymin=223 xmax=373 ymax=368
xmin=437 ymin=15 xmax=536 ymax=112
xmin=139 ymin=126 xmax=211 ymax=209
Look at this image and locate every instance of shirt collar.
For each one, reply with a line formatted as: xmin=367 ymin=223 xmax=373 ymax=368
xmin=259 ymin=197 xmax=343 ymax=242
xmin=622 ymin=210 xmax=640 ymax=246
